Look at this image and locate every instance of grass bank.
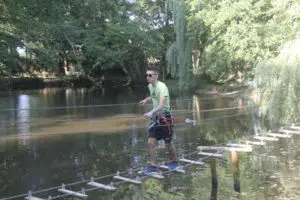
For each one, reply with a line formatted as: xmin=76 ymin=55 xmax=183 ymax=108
xmin=0 ymin=76 xmax=98 ymax=90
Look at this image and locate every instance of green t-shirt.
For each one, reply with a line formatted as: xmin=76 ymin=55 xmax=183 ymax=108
xmin=148 ymin=81 xmax=170 ymax=112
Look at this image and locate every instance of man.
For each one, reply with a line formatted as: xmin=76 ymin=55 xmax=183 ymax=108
xmin=139 ymin=65 xmax=177 ymax=174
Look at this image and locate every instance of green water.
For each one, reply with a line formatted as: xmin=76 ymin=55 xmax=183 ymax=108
xmin=0 ymin=87 xmax=300 ymax=200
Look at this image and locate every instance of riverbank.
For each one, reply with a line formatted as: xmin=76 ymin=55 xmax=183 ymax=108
xmin=0 ymin=76 xmax=248 ymax=94
xmin=0 ymin=76 xmax=132 ymax=90
xmin=0 ymin=77 xmax=93 ymax=90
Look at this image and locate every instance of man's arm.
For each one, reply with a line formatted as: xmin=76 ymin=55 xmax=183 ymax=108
xmin=151 ymin=96 xmax=165 ymax=114
xmin=144 ymin=96 xmax=165 ymax=118
xmin=139 ymin=96 xmax=151 ymax=105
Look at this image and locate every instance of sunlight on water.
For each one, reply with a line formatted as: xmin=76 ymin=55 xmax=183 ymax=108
xmin=17 ymin=94 xmax=30 ymax=147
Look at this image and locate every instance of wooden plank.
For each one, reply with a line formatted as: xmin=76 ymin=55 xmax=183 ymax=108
xmin=87 ymin=181 xmax=117 ymax=191
xmin=267 ymin=133 xmax=292 ymax=138
xmin=25 ymin=196 xmax=45 ymax=200
xmin=279 ymin=129 xmax=300 ymax=134
xmin=226 ymin=147 xmax=252 ymax=152
xmin=137 ymin=170 xmax=165 ymax=179
xmin=198 ymin=152 xmax=223 ymax=158
xmin=227 ymin=143 xmax=252 ymax=148
xmin=113 ymin=175 xmax=142 ymax=184
xmin=197 ymin=146 xmax=226 ymax=151
xmin=290 ymin=124 xmax=300 ymax=130
xmin=197 ymin=146 xmax=252 ymax=152
xmin=179 ymin=158 xmax=204 ymax=165
xmin=244 ymin=140 xmax=266 ymax=146
xmin=145 ymin=172 xmax=164 ymax=179
xmin=158 ymin=165 xmax=185 ymax=173
xmin=58 ymin=189 xmax=88 ymax=199
xmin=253 ymin=136 xmax=279 ymax=141
xmin=184 ymin=119 xmax=196 ymax=125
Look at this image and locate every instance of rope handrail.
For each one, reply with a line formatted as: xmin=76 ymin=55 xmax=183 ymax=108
xmin=0 ymin=98 xmax=194 ymax=112
xmin=0 ymin=92 xmax=249 ymax=112
xmin=2 ymin=83 xmax=300 ymax=112
xmin=0 ymin=105 xmax=255 ymax=125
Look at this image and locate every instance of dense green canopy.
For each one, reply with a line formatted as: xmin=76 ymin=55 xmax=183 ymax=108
xmin=1 ymin=0 xmax=299 ymax=90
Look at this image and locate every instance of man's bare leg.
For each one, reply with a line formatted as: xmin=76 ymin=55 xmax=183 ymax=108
xmin=147 ymin=138 xmax=157 ymax=166
xmin=165 ymin=141 xmax=177 ymax=161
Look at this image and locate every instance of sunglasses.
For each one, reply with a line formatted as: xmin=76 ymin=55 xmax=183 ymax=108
xmin=146 ymin=73 xmax=157 ymax=77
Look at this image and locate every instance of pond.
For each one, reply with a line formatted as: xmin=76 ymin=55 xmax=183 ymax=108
xmin=0 ymin=87 xmax=300 ymax=200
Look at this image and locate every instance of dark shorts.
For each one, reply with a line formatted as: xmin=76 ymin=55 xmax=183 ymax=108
xmin=148 ymin=112 xmax=174 ymax=143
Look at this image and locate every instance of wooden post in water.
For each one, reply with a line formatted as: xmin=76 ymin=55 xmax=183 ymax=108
xmin=231 ymin=151 xmax=240 ymax=194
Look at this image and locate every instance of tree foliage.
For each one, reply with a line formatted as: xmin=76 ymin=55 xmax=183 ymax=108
xmin=186 ymin=0 xmax=297 ymax=81
xmin=1 ymin=0 xmax=300 ymax=89
xmin=252 ymin=35 xmax=300 ymax=127
xmin=166 ymin=0 xmax=195 ymax=91
xmin=0 ymin=0 xmax=167 ymax=81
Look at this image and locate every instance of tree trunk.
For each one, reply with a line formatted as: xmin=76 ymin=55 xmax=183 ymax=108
xmin=192 ymin=49 xmax=201 ymax=75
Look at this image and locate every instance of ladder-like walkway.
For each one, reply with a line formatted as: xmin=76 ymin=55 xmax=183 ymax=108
xmin=14 ymin=124 xmax=300 ymax=200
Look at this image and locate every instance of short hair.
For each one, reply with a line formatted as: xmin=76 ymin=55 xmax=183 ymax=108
xmin=147 ymin=65 xmax=159 ymax=74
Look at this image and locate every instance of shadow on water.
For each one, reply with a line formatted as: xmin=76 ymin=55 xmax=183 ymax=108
xmin=0 ymin=88 xmax=300 ymax=199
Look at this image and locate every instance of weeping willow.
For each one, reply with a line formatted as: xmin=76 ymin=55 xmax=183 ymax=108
xmin=166 ymin=0 xmax=194 ymax=91
xmin=252 ymin=37 xmax=300 ymax=127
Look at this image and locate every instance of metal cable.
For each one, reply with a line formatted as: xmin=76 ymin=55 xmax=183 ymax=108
xmin=0 ymin=90 xmax=255 ymax=112
xmin=0 ymin=105 xmax=254 ymax=125
xmin=0 ymin=98 xmax=199 ymax=112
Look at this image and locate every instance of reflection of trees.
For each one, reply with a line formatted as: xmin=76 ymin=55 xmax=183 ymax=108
xmin=0 ymin=132 xmax=135 ymax=196
xmin=2 ymin=128 xmax=299 ymax=200
xmin=2 ymin=90 xmax=300 ymax=199
xmin=194 ymin=116 xmax=251 ymax=144
xmin=193 ymin=95 xmax=200 ymax=122
xmin=188 ymin=94 xmax=252 ymax=144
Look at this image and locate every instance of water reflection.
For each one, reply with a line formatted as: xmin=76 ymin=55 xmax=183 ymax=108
xmin=2 ymin=88 xmax=300 ymax=199
xmin=252 ymin=107 xmax=261 ymax=136
xmin=131 ymin=124 xmax=138 ymax=147
xmin=193 ymin=95 xmax=201 ymax=122
xmin=17 ymin=95 xmax=30 ymax=146
xmin=210 ymin=158 xmax=218 ymax=200
xmin=237 ymin=95 xmax=261 ymax=135
xmin=74 ymin=155 xmax=85 ymax=181
xmin=237 ymin=97 xmax=246 ymax=114
xmin=132 ymin=155 xmax=141 ymax=168
xmin=17 ymin=95 xmax=30 ymax=133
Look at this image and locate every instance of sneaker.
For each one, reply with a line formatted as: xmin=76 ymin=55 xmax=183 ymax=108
xmin=166 ymin=161 xmax=178 ymax=171
xmin=143 ymin=165 xmax=158 ymax=174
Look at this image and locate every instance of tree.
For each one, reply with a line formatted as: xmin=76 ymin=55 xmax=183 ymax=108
xmin=166 ymin=0 xmax=195 ymax=91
